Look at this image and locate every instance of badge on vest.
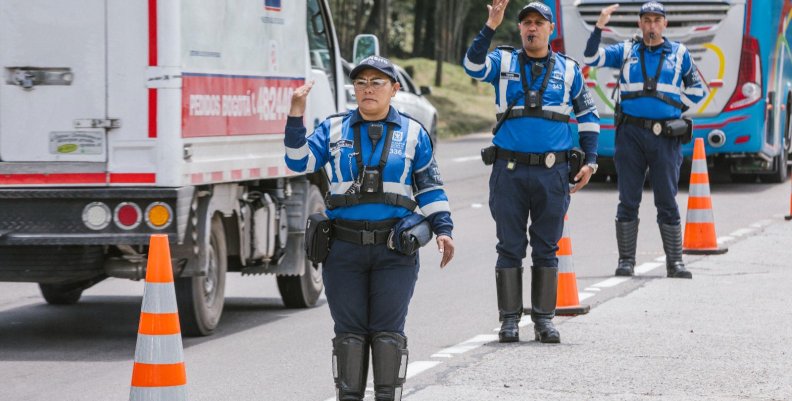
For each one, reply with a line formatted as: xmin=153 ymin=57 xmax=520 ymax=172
xmin=501 ymin=72 xmax=521 ymax=81
xmin=652 ymin=122 xmax=663 ymax=135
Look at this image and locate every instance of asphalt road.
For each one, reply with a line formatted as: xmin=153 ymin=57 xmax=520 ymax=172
xmin=0 ymin=134 xmax=789 ymax=401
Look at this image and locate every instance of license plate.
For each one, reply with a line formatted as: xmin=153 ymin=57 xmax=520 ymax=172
xmin=49 ymin=131 xmax=104 ymax=155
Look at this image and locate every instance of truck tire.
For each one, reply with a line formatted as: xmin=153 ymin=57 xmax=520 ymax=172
xmin=176 ymin=214 xmax=227 ymax=336
xmin=277 ymin=184 xmax=324 ymax=308
xmin=39 ymin=282 xmax=85 ymax=305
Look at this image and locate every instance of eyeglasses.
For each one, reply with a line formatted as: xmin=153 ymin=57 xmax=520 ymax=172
xmin=352 ymin=78 xmax=390 ymax=90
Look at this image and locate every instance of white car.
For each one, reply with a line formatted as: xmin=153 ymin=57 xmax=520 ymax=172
xmin=342 ymin=59 xmax=438 ymax=146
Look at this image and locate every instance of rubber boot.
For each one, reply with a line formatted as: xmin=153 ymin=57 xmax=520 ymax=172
xmin=496 ymin=267 xmax=523 ymax=343
xmin=371 ymin=332 xmax=408 ymax=401
xmin=332 ymin=333 xmax=369 ymax=401
xmin=615 ymin=219 xmax=639 ymax=276
xmin=531 ymin=266 xmax=560 ymax=343
xmin=659 ymin=223 xmax=693 ymax=279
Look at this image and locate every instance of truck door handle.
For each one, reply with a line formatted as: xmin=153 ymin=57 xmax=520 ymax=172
xmin=6 ymin=67 xmax=74 ymax=90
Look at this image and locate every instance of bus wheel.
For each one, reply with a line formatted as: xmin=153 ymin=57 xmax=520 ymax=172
xmin=176 ymin=214 xmax=227 ymax=336
xmin=277 ymin=184 xmax=324 ymax=308
xmin=39 ymin=282 xmax=85 ymax=305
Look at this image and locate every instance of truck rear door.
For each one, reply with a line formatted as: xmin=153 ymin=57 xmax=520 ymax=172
xmin=0 ymin=0 xmax=108 ymax=163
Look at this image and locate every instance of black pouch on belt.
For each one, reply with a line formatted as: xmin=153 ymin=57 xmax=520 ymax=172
xmin=663 ymin=118 xmax=693 ymax=144
xmin=305 ymin=213 xmax=332 ymax=264
xmin=567 ymin=148 xmax=586 ymax=184
xmin=481 ymin=145 xmax=497 ymax=166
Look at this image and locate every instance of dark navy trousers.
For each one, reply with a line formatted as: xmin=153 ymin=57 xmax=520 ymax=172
xmin=614 ymin=124 xmax=683 ymax=225
xmin=322 ymin=239 xmax=419 ymax=336
xmin=489 ymin=158 xmax=570 ymax=268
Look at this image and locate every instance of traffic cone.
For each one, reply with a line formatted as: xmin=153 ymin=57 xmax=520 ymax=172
xmin=683 ymin=138 xmax=728 ymax=255
xmin=130 ymin=235 xmax=187 ymax=401
xmin=524 ymin=215 xmax=590 ymax=316
xmin=785 ymin=176 xmax=792 ymax=221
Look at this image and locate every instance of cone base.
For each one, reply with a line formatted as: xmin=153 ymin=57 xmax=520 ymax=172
xmin=524 ymin=305 xmax=590 ymax=316
xmin=785 ymin=215 xmax=792 ymax=221
xmin=683 ymin=247 xmax=728 ymax=255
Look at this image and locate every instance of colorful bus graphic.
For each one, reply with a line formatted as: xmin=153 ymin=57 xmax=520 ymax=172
xmin=549 ymin=0 xmax=792 ymax=182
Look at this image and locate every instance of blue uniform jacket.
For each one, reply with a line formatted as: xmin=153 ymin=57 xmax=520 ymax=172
xmin=463 ymin=26 xmax=600 ymax=164
xmin=284 ymin=107 xmax=453 ymax=237
xmin=584 ymin=27 xmax=706 ymax=120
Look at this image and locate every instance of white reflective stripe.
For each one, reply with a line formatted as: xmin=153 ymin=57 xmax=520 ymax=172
xmin=420 ymin=200 xmax=450 ymax=215
xmin=400 ymin=122 xmax=422 ymax=185
xmin=545 ymin=104 xmax=573 ymax=115
xmin=558 ymin=257 xmax=574 ymax=273
xmin=329 ymin=118 xmax=344 ymax=183
xmin=286 ymin=143 xmax=309 ymax=160
xmin=689 ymin=183 xmax=711 ymax=197
xmin=681 ymin=95 xmax=697 ymax=108
xmin=130 ymin=386 xmax=187 ymax=401
xmin=671 ymin=44 xmax=687 ymax=88
xmin=691 ymin=159 xmax=708 ymax=173
xmin=383 ymin=182 xmax=413 ymax=197
xmin=330 ymin=181 xmax=353 ymax=195
xmin=142 ymin=283 xmax=178 ymax=314
xmin=684 ymin=87 xmax=704 ymax=96
xmin=464 ymin=55 xmax=491 ymax=76
xmin=620 ymin=83 xmax=681 ymax=95
xmin=134 ymin=334 xmax=185 ymax=364
xmin=498 ymin=50 xmax=513 ymax=113
xmin=578 ymin=122 xmax=600 ymax=133
xmin=621 ymin=41 xmax=632 ymax=95
xmin=562 ymin=58 xmax=575 ymax=105
xmin=585 ymin=48 xmax=607 ymax=67
xmin=414 ymin=186 xmax=443 ymax=197
xmin=686 ymin=209 xmax=715 ymax=223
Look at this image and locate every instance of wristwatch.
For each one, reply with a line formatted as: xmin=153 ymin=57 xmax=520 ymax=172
xmin=586 ymin=163 xmax=599 ymax=175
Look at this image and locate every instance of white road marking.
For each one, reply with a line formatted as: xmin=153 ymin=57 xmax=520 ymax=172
xmin=717 ymin=236 xmax=733 ymax=244
xmin=729 ymin=228 xmax=754 ymax=237
xmin=584 ymin=287 xmax=601 ymax=292
xmin=634 ymin=262 xmax=663 ymax=275
xmin=406 ymin=361 xmax=442 ymax=379
xmin=578 ymin=292 xmax=596 ymax=301
xmin=471 ymin=203 xmax=483 ymax=209
xmin=431 ymin=335 xmax=497 ymax=358
xmin=452 ymin=155 xmax=481 ymax=163
xmin=593 ymin=277 xmax=630 ymax=288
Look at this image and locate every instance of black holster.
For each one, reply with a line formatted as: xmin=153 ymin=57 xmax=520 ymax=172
xmin=305 ymin=213 xmax=332 ymax=264
xmin=664 ymin=118 xmax=693 ymax=144
xmin=568 ymin=148 xmax=585 ymax=183
xmin=481 ymin=145 xmax=497 ymax=166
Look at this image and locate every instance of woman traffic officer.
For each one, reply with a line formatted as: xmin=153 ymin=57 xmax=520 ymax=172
xmin=284 ymin=56 xmax=455 ymax=401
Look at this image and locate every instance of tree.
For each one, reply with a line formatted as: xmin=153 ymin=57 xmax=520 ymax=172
xmin=434 ymin=0 xmax=472 ymax=86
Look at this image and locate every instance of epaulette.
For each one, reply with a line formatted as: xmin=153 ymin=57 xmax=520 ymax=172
xmin=398 ymin=111 xmax=429 ymax=134
xmin=496 ymin=45 xmax=516 ymax=52
xmin=555 ymin=52 xmax=580 ymax=67
xmin=327 ymin=110 xmax=351 ymax=120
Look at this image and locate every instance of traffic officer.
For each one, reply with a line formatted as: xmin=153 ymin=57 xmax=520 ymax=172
xmin=584 ymin=2 xmax=705 ymax=279
xmin=284 ymin=56 xmax=455 ymax=401
xmin=463 ymin=0 xmax=600 ymax=344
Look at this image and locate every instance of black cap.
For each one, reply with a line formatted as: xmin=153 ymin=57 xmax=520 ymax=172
xmin=518 ymin=2 xmax=554 ymax=22
xmin=640 ymin=1 xmax=665 ymax=17
xmin=349 ymin=56 xmax=398 ymax=82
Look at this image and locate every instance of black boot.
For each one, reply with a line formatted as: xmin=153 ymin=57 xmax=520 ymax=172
xmin=615 ymin=219 xmax=639 ymax=276
xmin=332 ymin=333 xmax=369 ymax=401
xmin=371 ymin=332 xmax=408 ymax=401
xmin=496 ymin=267 xmax=523 ymax=343
xmin=659 ymin=223 xmax=693 ymax=279
xmin=531 ymin=266 xmax=560 ymax=343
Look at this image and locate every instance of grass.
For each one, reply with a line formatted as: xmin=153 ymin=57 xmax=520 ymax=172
xmin=392 ymin=57 xmax=496 ymax=138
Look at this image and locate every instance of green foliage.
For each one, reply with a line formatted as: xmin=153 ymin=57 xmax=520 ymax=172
xmin=393 ymin=57 xmax=496 ymax=138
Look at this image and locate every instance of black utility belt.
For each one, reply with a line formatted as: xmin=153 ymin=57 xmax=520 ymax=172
xmin=332 ymin=218 xmax=399 ymax=246
xmin=495 ymin=107 xmax=570 ymax=123
xmin=619 ymin=114 xmax=693 ymax=144
xmin=481 ymin=146 xmax=567 ymax=169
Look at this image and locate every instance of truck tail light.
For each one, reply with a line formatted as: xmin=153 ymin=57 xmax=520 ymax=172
xmin=724 ymin=35 xmax=762 ymax=112
xmin=82 ymin=202 xmax=112 ymax=230
xmin=115 ymin=202 xmax=142 ymax=230
xmin=145 ymin=202 xmax=173 ymax=230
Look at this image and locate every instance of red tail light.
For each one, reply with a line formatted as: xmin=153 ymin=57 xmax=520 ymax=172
xmin=551 ymin=37 xmax=565 ymax=54
xmin=724 ymin=35 xmax=762 ymax=112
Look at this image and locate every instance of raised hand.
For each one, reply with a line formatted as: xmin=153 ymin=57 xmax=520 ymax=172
xmin=486 ymin=0 xmax=511 ymax=30
xmin=288 ymin=80 xmax=315 ymax=117
xmin=596 ymin=4 xmax=620 ymax=29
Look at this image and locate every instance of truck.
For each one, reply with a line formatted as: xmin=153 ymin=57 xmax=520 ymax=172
xmin=549 ymin=0 xmax=792 ymax=183
xmin=0 ymin=0 xmax=346 ymax=336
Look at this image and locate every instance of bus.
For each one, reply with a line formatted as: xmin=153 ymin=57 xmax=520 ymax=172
xmin=548 ymin=0 xmax=792 ymax=183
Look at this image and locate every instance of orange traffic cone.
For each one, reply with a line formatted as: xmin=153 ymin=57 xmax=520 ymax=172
xmin=683 ymin=138 xmax=728 ymax=255
xmin=785 ymin=176 xmax=792 ymax=221
xmin=130 ymin=235 xmax=187 ymax=401
xmin=555 ymin=215 xmax=590 ymax=316
xmin=523 ymin=214 xmax=590 ymax=316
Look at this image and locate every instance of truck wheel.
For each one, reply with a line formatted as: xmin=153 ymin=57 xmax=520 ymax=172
xmin=39 ymin=282 xmax=85 ymax=305
xmin=176 ymin=214 xmax=227 ymax=336
xmin=277 ymin=184 xmax=324 ymax=308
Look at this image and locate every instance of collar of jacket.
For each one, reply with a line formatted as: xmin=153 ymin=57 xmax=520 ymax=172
xmin=637 ymin=37 xmax=672 ymax=53
xmin=349 ymin=106 xmax=403 ymax=127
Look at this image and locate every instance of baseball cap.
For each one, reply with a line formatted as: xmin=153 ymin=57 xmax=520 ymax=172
xmin=639 ymin=1 xmax=665 ymax=17
xmin=349 ymin=56 xmax=398 ymax=82
xmin=517 ymin=2 xmax=554 ymax=22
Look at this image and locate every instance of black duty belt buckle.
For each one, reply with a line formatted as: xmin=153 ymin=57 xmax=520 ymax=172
xmin=506 ymin=159 xmax=517 ymax=170
xmin=361 ymin=230 xmax=376 ymax=245
xmin=652 ymin=122 xmax=663 ymax=136
xmin=543 ymin=152 xmax=556 ymax=168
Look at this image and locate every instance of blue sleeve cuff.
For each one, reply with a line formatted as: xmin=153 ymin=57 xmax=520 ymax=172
xmin=426 ymin=211 xmax=453 ymax=238
xmin=579 ymin=132 xmax=598 ymax=164
xmin=584 ymin=27 xmax=603 ymax=58
xmin=284 ymin=116 xmax=307 ymax=148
